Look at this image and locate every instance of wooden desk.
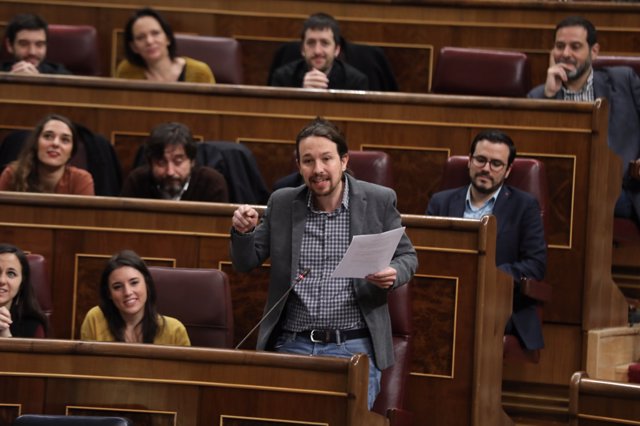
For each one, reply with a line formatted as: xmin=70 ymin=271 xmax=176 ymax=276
xmin=0 ymin=193 xmax=513 ymax=425
xmin=2 ymin=0 xmax=640 ymax=93
xmin=0 ymin=339 xmax=384 ymax=426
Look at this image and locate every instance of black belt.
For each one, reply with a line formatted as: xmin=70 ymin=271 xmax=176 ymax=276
xmin=288 ymin=328 xmax=370 ymax=344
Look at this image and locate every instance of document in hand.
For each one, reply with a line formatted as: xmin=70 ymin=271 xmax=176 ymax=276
xmin=331 ymin=227 xmax=406 ymax=279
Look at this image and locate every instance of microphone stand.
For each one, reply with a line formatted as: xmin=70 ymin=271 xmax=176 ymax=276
xmin=235 ymin=268 xmax=310 ymax=350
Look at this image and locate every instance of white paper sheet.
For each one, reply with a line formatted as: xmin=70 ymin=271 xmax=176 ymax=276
xmin=330 ymin=227 xmax=406 ymax=278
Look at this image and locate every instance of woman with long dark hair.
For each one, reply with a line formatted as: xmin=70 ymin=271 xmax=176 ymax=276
xmin=0 ymin=243 xmax=48 ymax=337
xmin=0 ymin=113 xmax=94 ymax=195
xmin=116 ymin=7 xmax=214 ymax=83
xmin=80 ymin=250 xmax=190 ymax=345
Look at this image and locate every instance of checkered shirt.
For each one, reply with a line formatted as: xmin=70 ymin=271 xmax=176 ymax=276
xmin=282 ymin=178 xmax=366 ymax=331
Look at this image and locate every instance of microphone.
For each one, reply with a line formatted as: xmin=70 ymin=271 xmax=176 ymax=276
xmin=235 ymin=268 xmax=310 ymax=350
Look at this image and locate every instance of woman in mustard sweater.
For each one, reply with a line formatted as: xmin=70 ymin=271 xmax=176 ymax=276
xmin=81 ymin=250 xmax=190 ymax=346
xmin=116 ymin=7 xmax=215 ymax=84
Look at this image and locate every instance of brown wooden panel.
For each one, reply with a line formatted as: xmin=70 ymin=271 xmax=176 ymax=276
xmin=0 ymin=404 xmax=21 ymax=426
xmin=112 ymin=132 xmax=149 ymax=179
xmin=412 ymin=275 xmax=456 ymax=376
xmin=374 ymin=146 xmax=449 ymax=214
xmin=239 ymin=138 xmax=295 ymax=191
xmin=0 ymin=339 xmax=384 ymax=426
xmin=221 ymin=263 xmax=270 ymax=350
xmin=238 ymin=39 xmax=285 ymax=87
xmin=0 ymin=378 xmax=45 ymax=420
xmin=67 ymin=407 xmax=176 ymax=426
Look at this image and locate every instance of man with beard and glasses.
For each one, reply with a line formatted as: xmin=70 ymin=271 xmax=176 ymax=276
xmin=121 ymin=122 xmax=228 ymax=202
xmin=230 ymin=117 xmax=417 ymax=410
xmin=269 ymin=13 xmax=368 ymax=90
xmin=427 ymin=130 xmax=547 ymax=351
xmin=529 ymin=16 xmax=640 ymax=227
xmin=1 ymin=13 xmax=71 ymax=75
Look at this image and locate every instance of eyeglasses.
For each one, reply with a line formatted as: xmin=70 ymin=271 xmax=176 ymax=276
xmin=470 ymin=155 xmax=507 ymax=171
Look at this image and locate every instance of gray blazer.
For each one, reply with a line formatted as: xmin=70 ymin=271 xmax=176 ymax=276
xmin=230 ymin=174 xmax=418 ymax=370
xmin=529 ymin=66 xmax=640 ymax=218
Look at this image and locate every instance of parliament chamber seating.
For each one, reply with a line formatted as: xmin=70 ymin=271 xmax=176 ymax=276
xmin=347 ymin=150 xmax=395 ymax=188
xmin=594 ymin=55 xmax=640 ymax=78
xmin=26 ymin=253 xmax=51 ymax=336
xmin=149 ymin=266 xmax=234 ymax=348
xmin=0 ymin=63 xmax=622 ymax=423
xmin=48 ymin=25 xmax=101 ymax=76
xmin=175 ymin=34 xmax=244 ymax=84
xmin=12 ymin=415 xmax=132 ymax=426
xmin=372 ymin=282 xmax=413 ymax=426
xmin=437 ymin=156 xmax=552 ymax=363
xmin=593 ymin=56 xmax=640 ymax=255
xmin=431 ymin=47 xmax=531 ymax=97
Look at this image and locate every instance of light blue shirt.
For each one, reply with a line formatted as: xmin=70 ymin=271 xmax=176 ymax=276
xmin=463 ymin=184 xmax=503 ymax=219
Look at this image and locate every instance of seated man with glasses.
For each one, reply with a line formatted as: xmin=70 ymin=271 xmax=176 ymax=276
xmin=426 ymin=129 xmax=547 ymax=351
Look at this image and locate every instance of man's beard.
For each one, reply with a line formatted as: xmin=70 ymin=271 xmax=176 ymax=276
xmin=158 ymin=178 xmax=186 ymax=199
xmin=560 ymin=56 xmax=592 ymax=82
xmin=471 ymin=172 xmax=503 ymax=195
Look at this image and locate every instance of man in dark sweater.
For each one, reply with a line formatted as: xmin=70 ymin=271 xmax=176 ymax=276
xmin=269 ymin=13 xmax=368 ymax=91
xmin=2 ymin=13 xmax=71 ymax=75
xmin=121 ymin=122 xmax=228 ymax=202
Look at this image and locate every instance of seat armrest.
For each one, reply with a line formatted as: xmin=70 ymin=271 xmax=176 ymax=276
xmin=387 ymin=407 xmax=413 ymax=426
xmin=521 ymin=278 xmax=552 ymax=302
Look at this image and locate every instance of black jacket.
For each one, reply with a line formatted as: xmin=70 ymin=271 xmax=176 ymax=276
xmin=1 ymin=60 xmax=71 ymax=74
xmin=269 ymin=58 xmax=369 ymax=90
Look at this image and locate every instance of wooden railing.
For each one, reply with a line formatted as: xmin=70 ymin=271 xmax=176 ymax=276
xmin=569 ymin=371 xmax=640 ymax=425
xmin=0 ymin=194 xmax=513 ymax=425
xmin=0 ymin=339 xmax=384 ymax=426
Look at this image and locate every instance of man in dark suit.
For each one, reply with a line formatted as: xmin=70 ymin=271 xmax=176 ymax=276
xmin=269 ymin=13 xmax=369 ymax=90
xmin=427 ymin=130 xmax=547 ymax=351
xmin=230 ymin=117 xmax=417 ymax=409
xmin=528 ymin=16 xmax=640 ymax=225
xmin=2 ymin=13 xmax=71 ymax=75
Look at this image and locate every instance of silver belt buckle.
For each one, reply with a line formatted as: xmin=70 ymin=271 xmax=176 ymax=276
xmin=310 ymin=329 xmax=326 ymax=343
